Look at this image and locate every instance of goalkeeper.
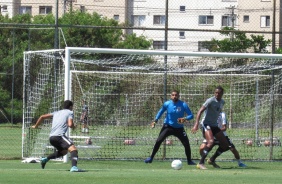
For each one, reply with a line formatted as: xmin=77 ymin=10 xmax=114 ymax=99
xmin=145 ymin=90 xmax=196 ymax=165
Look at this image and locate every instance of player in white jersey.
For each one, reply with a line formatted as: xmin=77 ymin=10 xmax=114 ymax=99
xmin=199 ymin=112 xmax=247 ymax=168
xmin=32 ymin=100 xmax=84 ymax=172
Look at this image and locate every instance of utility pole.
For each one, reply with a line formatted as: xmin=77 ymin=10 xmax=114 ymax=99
xmin=54 ymin=0 xmax=59 ymax=49
xmin=272 ymin=0 xmax=276 ymax=53
xmin=226 ymin=5 xmax=236 ymax=41
xmin=162 ymin=0 xmax=168 ymax=161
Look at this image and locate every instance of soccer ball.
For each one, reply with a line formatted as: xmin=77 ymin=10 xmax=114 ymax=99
xmin=171 ymin=159 xmax=182 ymax=170
xmin=264 ymin=140 xmax=270 ymax=147
xmin=246 ymin=139 xmax=253 ymax=146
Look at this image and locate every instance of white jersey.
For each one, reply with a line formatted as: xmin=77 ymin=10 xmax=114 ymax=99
xmin=218 ymin=112 xmax=228 ymax=136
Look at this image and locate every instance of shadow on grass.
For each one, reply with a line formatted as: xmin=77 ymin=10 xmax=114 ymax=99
xmin=220 ymin=166 xmax=261 ymax=169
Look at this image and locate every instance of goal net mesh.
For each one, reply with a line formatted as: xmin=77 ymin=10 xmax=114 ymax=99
xmin=23 ymin=48 xmax=282 ymax=161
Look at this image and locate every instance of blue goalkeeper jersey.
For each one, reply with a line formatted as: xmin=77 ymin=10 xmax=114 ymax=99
xmin=155 ymin=100 xmax=194 ymax=128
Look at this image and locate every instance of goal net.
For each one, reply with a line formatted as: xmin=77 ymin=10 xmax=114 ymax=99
xmin=22 ymin=47 xmax=282 ymax=161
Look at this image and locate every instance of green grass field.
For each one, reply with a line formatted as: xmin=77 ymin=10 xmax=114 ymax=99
xmin=1 ymin=160 xmax=282 ymax=184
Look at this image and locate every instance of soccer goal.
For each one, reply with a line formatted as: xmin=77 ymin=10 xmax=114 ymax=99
xmin=22 ymin=47 xmax=282 ymax=161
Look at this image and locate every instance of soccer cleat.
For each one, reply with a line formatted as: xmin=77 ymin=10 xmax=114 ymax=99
xmin=187 ymin=160 xmax=196 ymax=165
xmin=70 ymin=166 xmax=84 ymax=172
xmin=196 ymin=163 xmax=207 ymax=170
xmin=207 ymin=159 xmax=220 ymax=168
xmin=144 ymin=157 xmax=153 ymax=163
xmin=238 ymin=162 xmax=247 ymax=167
xmin=40 ymin=157 xmax=49 ymax=169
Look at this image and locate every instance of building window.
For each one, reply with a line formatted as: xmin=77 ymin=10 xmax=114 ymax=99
xmin=243 ymin=15 xmax=249 ymax=23
xmin=80 ymin=6 xmax=85 ymax=12
xmin=131 ymin=15 xmax=145 ymax=26
xmin=199 ymin=15 xmax=214 ymax=25
xmin=39 ymin=6 xmax=52 ymax=14
xmin=2 ymin=5 xmax=7 ymax=12
xmin=180 ymin=6 xmax=185 ymax=12
xmin=153 ymin=15 xmax=166 ymax=25
xmin=261 ymin=16 xmax=270 ymax=27
xmin=179 ymin=31 xmax=185 ymax=39
xmin=20 ymin=6 xmax=32 ymax=14
xmin=153 ymin=41 xmax=165 ymax=50
xmin=113 ymin=15 xmax=119 ymax=21
xmin=222 ymin=15 xmax=235 ymax=27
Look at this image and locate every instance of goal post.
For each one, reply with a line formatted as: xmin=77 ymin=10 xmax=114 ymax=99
xmin=23 ymin=47 xmax=282 ymax=162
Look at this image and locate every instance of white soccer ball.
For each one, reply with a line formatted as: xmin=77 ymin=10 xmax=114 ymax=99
xmin=171 ymin=159 xmax=182 ymax=170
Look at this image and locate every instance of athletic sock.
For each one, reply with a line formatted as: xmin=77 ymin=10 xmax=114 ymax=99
xmin=71 ymin=150 xmax=78 ymax=167
xmin=199 ymin=147 xmax=211 ymax=164
xmin=210 ymin=149 xmax=223 ymax=162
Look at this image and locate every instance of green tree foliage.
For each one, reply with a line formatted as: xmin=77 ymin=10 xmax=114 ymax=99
xmin=59 ymin=11 xmax=122 ymax=47
xmin=205 ymin=27 xmax=271 ymax=53
xmin=0 ymin=11 xmax=152 ymax=123
xmin=115 ymin=33 xmax=152 ymax=49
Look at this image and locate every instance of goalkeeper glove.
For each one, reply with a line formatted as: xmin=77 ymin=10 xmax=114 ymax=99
xmin=177 ymin=117 xmax=186 ymax=124
xmin=151 ymin=120 xmax=158 ymax=128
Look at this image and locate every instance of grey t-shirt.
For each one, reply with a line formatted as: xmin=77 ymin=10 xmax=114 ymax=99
xmin=49 ymin=109 xmax=74 ymax=137
xmin=201 ymin=96 xmax=225 ymax=127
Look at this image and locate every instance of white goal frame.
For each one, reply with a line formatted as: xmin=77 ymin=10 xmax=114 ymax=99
xmin=23 ymin=47 xmax=282 ymax=162
xmin=63 ymin=47 xmax=282 ymax=162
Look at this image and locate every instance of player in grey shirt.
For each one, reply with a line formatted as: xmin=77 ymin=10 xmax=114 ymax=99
xmin=32 ymin=100 xmax=83 ymax=172
xmin=191 ymin=86 xmax=229 ymax=169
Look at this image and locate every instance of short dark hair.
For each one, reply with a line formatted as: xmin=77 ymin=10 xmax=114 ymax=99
xmin=171 ymin=89 xmax=180 ymax=94
xmin=216 ymin=85 xmax=224 ymax=94
xmin=63 ymin=100 xmax=73 ymax=109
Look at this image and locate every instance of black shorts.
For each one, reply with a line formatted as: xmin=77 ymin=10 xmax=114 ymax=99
xmin=82 ymin=116 xmax=88 ymax=124
xmin=157 ymin=124 xmax=190 ymax=145
xmin=202 ymin=136 xmax=235 ymax=148
xmin=201 ymin=124 xmax=221 ymax=138
xmin=49 ymin=135 xmax=74 ymax=151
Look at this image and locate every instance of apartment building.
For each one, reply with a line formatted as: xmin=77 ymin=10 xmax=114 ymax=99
xmin=128 ymin=0 xmax=238 ymax=51
xmin=1 ymin=0 xmax=17 ymax=17
xmin=2 ymin=0 xmax=127 ymax=22
xmin=238 ymin=0 xmax=280 ymax=51
xmin=1 ymin=0 xmax=280 ymax=51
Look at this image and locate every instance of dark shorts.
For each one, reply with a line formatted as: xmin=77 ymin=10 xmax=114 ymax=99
xmin=202 ymin=136 xmax=235 ymax=148
xmin=157 ymin=124 xmax=190 ymax=145
xmin=49 ymin=135 xmax=74 ymax=151
xmin=201 ymin=124 xmax=221 ymax=138
xmin=82 ymin=116 xmax=88 ymax=124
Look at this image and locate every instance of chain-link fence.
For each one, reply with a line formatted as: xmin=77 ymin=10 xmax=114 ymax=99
xmin=1 ymin=0 xmax=281 ymax=160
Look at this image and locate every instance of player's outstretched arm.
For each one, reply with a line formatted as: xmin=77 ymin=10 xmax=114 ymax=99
xmin=32 ymin=114 xmax=52 ymax=128
xmin=191 ymin=106 xmax=206 ymax=133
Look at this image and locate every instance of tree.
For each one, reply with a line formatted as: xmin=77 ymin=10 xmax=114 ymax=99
xmin=115 ymin=33 xmax=152 ymax=49
xmin=59 ymin=11 xmax=123 ymax=48
xmin=206 ymin=27 xmax=271 ymax=53
xmin=0 ymin=12 xmax=153 ymax=123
